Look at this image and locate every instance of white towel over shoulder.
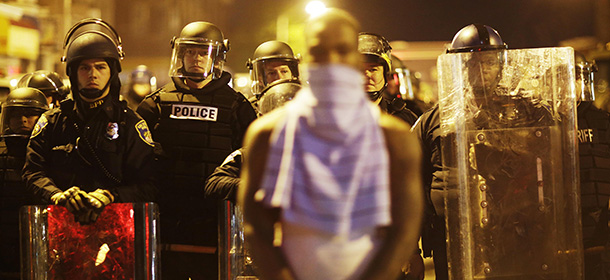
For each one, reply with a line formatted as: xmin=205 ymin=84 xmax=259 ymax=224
xmin=260 ymin=64 xmax=392 ymax=235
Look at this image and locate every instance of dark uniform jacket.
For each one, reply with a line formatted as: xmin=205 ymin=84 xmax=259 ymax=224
xmin=578 ymin=101 xmax=610 ymax=280
xmin=204 ymin=148 xmax=244 ymax=202
xmin=379 ymin=95 xmax=419 ymax=126
xmin=22 ymin=98 xmax=158 ymax=203
xmin=0 ymin=138 xmax=36 ymax=278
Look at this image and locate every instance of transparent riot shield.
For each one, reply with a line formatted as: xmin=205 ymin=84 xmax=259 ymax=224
xmin=438 ymin=47 xmax=582 ymax=279
xmin=219 ymin=201 xmax=258 ymax=280
xmin=20 ymin=203 xmax=160 ymax=280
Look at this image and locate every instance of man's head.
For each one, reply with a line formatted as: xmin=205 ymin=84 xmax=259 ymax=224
xmin=304 ymin=8 xmax=361 ymax=68
xmin=247 ymin=40 xmax=300 ymax=97
xmin=76 ymin=58 xmax=112 ymax=102
xmin=17 ymin=71 xmax=68 ymax=108
xmin=62 ymin=18 xmax=123 ymax=103
xmin=358 ymin=33 xmax=392 ymax=101
xmin=448 ymin=23 xmax=507 ymax=95
xmin=169 ymin=21 xmax=229 ymax=84
xmin=1 ymin=87 xmax=49 ymax=138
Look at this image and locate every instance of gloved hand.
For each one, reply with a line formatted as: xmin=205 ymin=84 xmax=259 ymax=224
xmin=50 ymin=186 xmax=90 ymax=213
xmin=76 ymin=189 xmax=115 ymax=224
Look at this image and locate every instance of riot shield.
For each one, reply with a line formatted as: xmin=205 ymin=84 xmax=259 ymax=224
xmin=20 ymin=203 xmax=159 ymax=280
xmin=219 ymin=201 xmax=258 ymax=280
xmin=438 ymin=47 xmax=582 ymax=279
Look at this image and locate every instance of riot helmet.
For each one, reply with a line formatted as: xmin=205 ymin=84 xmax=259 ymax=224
xmin=62 ymin=18 xmax=124 ymax=101
xmin=358 ymin=32 xmax=392 ymax=101
xmin=258 ymin=79 xmax=301 ymax=115
xmin=1 ymin=87 xmax=49 ymax=138
xmin=17 ymin=71 xmax=69 ymax=107
xmin=246 ymin=41 xmax=300 ymax=98
xmin=575 ymin=51 xmax=596 ymax=102
xmin=169 ymin=21 xmax=230 ymax=81
xmin=448 ymin=24 xmax=507 ymax=96
xmin=446 ymin=23 xmax=507 ymax=54
xmin=389 ymin=55 xmax=414 ymax=100
xmin=123 ymin=65 xmax=157 ymax=107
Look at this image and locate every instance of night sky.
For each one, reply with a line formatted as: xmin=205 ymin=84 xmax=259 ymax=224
xmin=222 ymin=0 xmax=596 ymax=72
xmin=343 ymin=0 xmax=596 ymax=48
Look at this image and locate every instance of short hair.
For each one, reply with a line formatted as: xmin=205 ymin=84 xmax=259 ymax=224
xmin=305 ymin=8 xmax=361 ymax=42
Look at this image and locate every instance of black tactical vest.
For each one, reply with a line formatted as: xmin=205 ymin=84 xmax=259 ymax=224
xmin=154 ymin=87 xmax=242 ymax=190
xmin=578 ymin=102 xmax=610 ymax=248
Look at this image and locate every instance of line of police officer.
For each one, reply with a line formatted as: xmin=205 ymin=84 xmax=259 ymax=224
xmin=1 ymin=16 xmax=607 ymax=280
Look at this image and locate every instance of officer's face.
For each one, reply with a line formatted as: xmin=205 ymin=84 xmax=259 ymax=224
xmin=362 ymin=62 xmax=385 ymax=93
xmin=264 ymin=61 xmax=293 ymax=84
xmin=467 ymin=51 xmax=502 ymax=94
xmin=305 ymin=20 xmax=360 ymax=68
xmin=183 ymin=46 xmax=214 ymax=74
xmin=77 ymin=59 xmax=111 ymax=91
xmin=8 ymin=108 xmax=39 ymax=134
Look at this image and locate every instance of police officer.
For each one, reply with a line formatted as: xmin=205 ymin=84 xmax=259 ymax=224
xmin=22 ymin=18 xmax=157 ymax=225
xmin=136 ymin=21 xmax=257 ymax=279
xmin=122 ymin=65 xmax=156 ymax=110
xmin=358 ymin=32 xmax=418 ymax=126
xmin=17 ymin=70 xmax=69 ymax=108
xmin=413 ymin=23 xmax=509 ymax=280
xmin=246 ymin=40 xmax=300 ymax=113
xmin=386 ymin=55 xmax=429 ymax=117
xmin=575 ymin=51 xmax=610 ymax=279
xmin=0 ymin=88 xmax=48 ymax=279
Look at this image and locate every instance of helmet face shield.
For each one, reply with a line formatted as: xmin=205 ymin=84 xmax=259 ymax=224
xmin=466 ymin=50 xmax=505 ymax=96
xmin=576 ymin=62 xmax=596 ymax=102
xmin=1 ymin=94 xmax=47 ymax=138
xmin=169 ymin=38 xmax=226 ymax=80
xmin=258 ymin=80 xmax=301 ymax=114
xmin=250 ymin=58 xmax=299 ymax=96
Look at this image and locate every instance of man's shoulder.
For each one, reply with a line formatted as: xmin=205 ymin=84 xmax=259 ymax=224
xmin=379 ymin=113 xmax=411 ymax=134
xmin=249 ymin=107 xmax=285 ymax=133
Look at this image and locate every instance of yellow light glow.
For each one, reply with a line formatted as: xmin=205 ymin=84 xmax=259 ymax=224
xmin=305 ymin=1 xmax=327 ymax=17
xmin=236 ymin=76 xmax=249 ymax=88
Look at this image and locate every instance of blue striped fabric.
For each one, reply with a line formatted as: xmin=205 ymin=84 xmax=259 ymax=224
xmin=260 ymin=64 xmax=392 ymax=235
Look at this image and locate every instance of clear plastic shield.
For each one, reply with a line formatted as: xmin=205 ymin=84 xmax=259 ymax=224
xmin=219 ymin=201 xmax=259 ymax=280
xmin=20 ymin=203 xmax=160 ymax=280
xmin=168 ymin=38 xmax=226 ymax=80
xmin=438 ymin=47 xmax=582 ymax=279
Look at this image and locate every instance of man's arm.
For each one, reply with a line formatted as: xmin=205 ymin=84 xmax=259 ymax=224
xmin=238 ymin=114 xmax=296 ymax=280
xmin=22 ymin=114 xmax=62 ymax=203
xmin=359 ymin=114 xmax=424 ymax=280
xmin=204 ymin=148 xmax=243 ymax=202
xmin=136 ymin=95 xmax=161 ymax=130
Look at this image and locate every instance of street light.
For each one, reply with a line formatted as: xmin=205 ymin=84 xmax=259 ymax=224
xmin=305 ymin=1 xmax=326 ymax=17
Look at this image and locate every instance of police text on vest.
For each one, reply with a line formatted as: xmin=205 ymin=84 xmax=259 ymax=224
xmin=170 ymin=104 xmax=218 ymax=121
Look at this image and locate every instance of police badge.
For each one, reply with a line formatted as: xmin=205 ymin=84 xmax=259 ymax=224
xmin=106 ymin=122 xmax=119 ymax=140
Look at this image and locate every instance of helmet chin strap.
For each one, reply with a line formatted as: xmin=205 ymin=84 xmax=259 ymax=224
xmin=79 ymin=80 xmax=111 ymax=100
xmin=367 ymin=81 xmax=387 ymax=102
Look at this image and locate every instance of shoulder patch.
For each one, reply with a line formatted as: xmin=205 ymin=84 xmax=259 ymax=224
xmin=135 ymin=120 xmax=154 ymax=147
xmin=31 ymin=114 xmax=48 ymax=138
